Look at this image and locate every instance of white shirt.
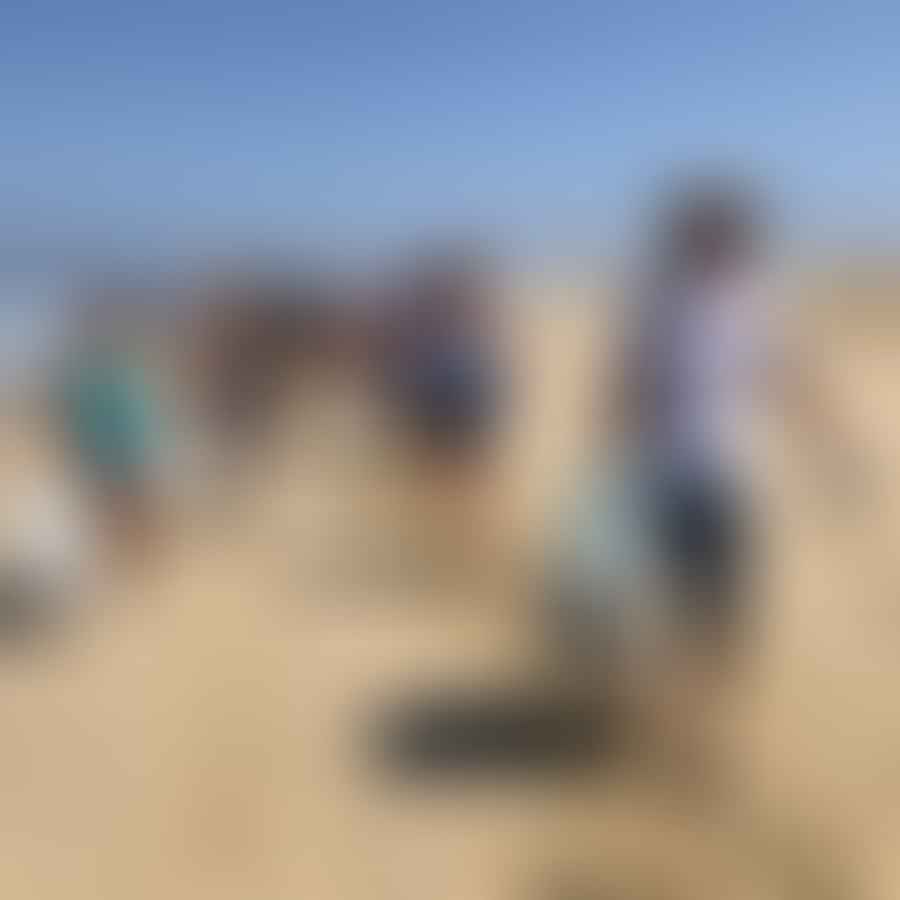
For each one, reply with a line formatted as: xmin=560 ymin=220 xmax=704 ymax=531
xmin=637 ymin=269 xmax=773 ymax=481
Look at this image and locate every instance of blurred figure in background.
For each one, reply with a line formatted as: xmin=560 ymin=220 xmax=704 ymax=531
xmin=195 ymin=271 xmax=332 ymax=467
xmin=176 ymin=267 xmax=351 ymax=532
xmin=57 ymin=287 xmax=165 ymax=565
xmin=375 ymin=246 xmax=511 ymax=564
xmin=379 ymin=249 xmax=506 ymax=463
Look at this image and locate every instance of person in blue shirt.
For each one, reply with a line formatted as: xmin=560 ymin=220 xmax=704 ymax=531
xmin=381 ymin=248 xmax=506 ymax=467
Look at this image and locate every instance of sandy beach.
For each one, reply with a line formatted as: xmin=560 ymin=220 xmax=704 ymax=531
xmin=0 ymin=280 xmax=898 ymax=899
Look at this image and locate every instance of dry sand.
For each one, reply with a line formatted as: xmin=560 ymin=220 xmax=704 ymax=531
xmin=0 ymin=283 xmax=897 ymax=899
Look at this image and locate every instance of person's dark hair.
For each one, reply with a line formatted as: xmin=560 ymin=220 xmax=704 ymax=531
xmin=655 ymin=175 xmax=765 ymax=274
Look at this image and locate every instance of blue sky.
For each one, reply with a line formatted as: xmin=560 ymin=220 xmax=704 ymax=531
xmin=1 ymin=1 xmax=898 ymax=262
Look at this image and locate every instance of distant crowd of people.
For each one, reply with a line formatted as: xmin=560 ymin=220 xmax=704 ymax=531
xmin=47 ymin=245 xmax=511 ymax=565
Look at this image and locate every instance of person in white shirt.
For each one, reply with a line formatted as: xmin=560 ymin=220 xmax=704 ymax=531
xmin=623 ymin=181 xmax=768 ymax=651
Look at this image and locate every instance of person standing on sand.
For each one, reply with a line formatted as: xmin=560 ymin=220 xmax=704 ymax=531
xmin=616 ymin=175 xmax=871 ymax=670
xmin=381 ymin=249 xmax=507 ymax=469
xmin=57 ymin=292 xmax=165 ymax=564
xmin=622 ymin=179 xmax=772 ymax=656
xmin=377 ymin=248 xmax=511 ymax=563
xmin=550 ymin=174 xmax=873 ymax=710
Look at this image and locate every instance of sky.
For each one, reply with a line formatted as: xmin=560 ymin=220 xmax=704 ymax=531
xmin=1 ymin=0 xmax=899 ymax=264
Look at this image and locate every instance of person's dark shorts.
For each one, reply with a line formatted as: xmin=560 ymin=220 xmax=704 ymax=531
xmin=399 ymin=357 xmax=501 ymax=457
xmin=654 ymin=470 xmax=753 ymax=645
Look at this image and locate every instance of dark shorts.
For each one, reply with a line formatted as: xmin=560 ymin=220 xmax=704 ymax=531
xmin=398 ymin=357 xmax=500 ymax=456
xmin=654 ymin=470 xmax=753 ymax=643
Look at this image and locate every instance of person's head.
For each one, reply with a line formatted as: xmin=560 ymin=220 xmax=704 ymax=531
xmin=653 ymin=174 xmax=765 ymax=278
xmin=72 ymin=276 xmax=142 ymax=356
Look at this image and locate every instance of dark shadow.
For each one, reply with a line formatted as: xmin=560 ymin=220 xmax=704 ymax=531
xmin=369 ymin=684 xmax=618 ymax=778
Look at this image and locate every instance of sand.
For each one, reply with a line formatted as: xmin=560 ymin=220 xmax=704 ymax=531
xmin=0 ymin=282 xmax=897 ymax=899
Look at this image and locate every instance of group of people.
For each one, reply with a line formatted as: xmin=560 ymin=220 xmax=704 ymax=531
xmin=17 ymin=176 xmax=867 ymax=703
xmin=50 ymin=250 xmax=509 ymax=562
